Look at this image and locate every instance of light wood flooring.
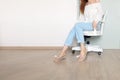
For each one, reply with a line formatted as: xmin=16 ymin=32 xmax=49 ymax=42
xmin=0 ymin=49 xmax=120 ymax=80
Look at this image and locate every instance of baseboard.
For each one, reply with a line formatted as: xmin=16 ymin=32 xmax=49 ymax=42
xmin=0 ymin=46 xmax=63 ymax=50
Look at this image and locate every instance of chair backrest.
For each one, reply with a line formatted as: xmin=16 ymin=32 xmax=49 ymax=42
xmin=84 ymin=11 xmax=107 ymax=36
xmin=99 ymin=11 xmax=107 ymax=35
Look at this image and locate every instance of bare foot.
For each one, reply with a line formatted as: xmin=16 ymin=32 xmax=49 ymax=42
xmin=78 ymin=48 xmax=87 ymax=62
xmin=78 ymin=54 xmax=87 ymax=62
xmin=53 ymin=55 xmax=66 ymax=63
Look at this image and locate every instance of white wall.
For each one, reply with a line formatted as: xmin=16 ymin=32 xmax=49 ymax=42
xmin=0 ymin=0 xmax=77 ymax=46
xmin=0 ymin=0 xmax=120 ymax=49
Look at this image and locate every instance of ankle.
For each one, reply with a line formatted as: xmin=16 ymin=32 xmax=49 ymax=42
xmin=59 ymin=53 xmax=66 ymax=58
xmin=80 ymin=50 xmax=87 ymax=55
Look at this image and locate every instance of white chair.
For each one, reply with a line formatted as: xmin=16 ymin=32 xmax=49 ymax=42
xmin=72 ymin=11 xmax=107 ymax=55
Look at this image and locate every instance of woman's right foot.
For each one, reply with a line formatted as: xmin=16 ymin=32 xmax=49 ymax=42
xmin=53 ymin=55 xmax=65 ymax=63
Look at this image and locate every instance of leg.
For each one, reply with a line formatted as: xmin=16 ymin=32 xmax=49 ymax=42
xmin=74 ymin=22 xmax=93 ymax=62
xmin=54 ymin=25 xmax=76 ymax=63
xmin=78 ymin=43 xmax=87 ymax=62
xmin=54 ymin=46 xmax=68 ymax=63
xmin=54 ymin=22 xmax=93 ymax=62
xmin=64 ymin=22 xmax=93 ymax=46
xmin=58 ymin=46 xmax=68 ymax=57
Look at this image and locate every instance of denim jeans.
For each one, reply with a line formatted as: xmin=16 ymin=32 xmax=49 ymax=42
xmin=64 ymin=22 xmax=93 ymax=46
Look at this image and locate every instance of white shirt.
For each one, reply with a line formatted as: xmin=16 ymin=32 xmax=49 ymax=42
xmin=79 ymin=3 xmax=104 ymax=23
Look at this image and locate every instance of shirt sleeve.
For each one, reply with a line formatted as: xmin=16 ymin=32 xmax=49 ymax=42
xmin=78 ymin=13 xmax=85 ymax=22
xmin=94 ymin=3 xmax=104 ymax=23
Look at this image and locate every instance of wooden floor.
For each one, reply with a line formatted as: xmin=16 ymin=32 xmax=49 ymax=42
xmin=0 ymin=49 xmax=120 ymax=80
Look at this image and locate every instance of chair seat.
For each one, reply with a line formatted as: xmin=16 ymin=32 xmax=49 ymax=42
xmin=84 ymin=31 xmax=102 ymax=36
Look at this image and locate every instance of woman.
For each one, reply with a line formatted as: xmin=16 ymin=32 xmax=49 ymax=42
xmin=54 ymin=0 xmax=104 ymax=62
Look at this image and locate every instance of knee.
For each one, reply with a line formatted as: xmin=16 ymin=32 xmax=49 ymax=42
xmin=74 ymin=22 xmax=82 ymax=30
xmin=75 ymin=22 xmax=80 ymax=26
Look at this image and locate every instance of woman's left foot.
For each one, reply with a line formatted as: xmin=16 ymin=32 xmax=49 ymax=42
xmin=78 ymin=54 xmax=87 ymax=62
xmin=78 ymin=48 xmax=87 ymax=62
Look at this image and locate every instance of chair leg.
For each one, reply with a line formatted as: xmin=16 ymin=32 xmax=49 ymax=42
xmin=72 ymin=50 xmax=75 ymax=54
xmin=98 ymin=52 xmax=102 ymax=55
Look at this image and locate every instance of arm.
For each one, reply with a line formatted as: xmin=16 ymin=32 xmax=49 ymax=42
xmin=93 ymin=2 xmax=104 ymax=29
xmin=78 ymin=13 xmax=85 ymax=22
xmin=92 ymin=20 xmax=98 ymax=29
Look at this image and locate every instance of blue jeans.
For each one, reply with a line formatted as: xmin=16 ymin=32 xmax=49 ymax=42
xmin=64 ymin=22 xmax=93 ymax=46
